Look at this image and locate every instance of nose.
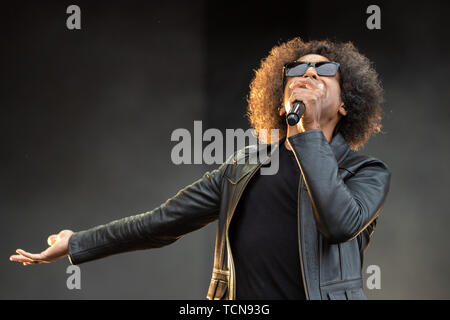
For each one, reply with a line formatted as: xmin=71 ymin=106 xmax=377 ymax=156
xmin=303 ymin=66 xmax=318 ymax=79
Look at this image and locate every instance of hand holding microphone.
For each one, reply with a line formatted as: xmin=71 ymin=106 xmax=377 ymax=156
xmin=285 ymin=78 xmax=325 ymax=130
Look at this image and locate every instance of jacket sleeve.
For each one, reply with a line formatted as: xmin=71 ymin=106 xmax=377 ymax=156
xmin=67 ymin=164 xmax=227 ymax=265
xmin=288 ymin=129 xmax=391 ymax=244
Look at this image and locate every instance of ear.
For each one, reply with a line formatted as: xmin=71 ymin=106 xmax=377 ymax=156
xmin=338 ymin=102 xmax=347 ymax=116
xmin=279 ymin=106 xmax=286 ymax=117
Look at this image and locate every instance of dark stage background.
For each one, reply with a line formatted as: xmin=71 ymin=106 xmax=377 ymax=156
xmin=1 ymin=0 xmax=450 ymax=299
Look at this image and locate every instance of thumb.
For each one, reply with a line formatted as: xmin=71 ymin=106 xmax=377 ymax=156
xmin=47 ymin=234 xmax=58 ymax=246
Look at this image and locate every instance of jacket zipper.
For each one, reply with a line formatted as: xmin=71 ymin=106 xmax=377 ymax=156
xmin=286 ymin=138 xmax=310 ymax=300
xmin=226 ymin=161 xmax=264 ymax=300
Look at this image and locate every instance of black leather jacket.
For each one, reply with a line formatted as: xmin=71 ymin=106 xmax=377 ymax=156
xmin=67 ymin=129 xmax=391 ymax=300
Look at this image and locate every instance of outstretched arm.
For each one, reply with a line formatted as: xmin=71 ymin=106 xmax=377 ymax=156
xmin=68 ymin=166 xmax=225 ymax=265
xmin=10 ymin=163 xmax=227 ymax=266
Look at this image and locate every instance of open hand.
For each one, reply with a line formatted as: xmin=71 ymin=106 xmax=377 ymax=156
xmin=9 ymin=229 xmax=74 ymax=266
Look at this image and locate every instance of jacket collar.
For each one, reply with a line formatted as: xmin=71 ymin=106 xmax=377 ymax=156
xmin=231 ymin=130 xmax=351 ymax=184
xmin=329 ymin=131 xmax=351 ymax=165
xmin=274 ymin=130 xmax=350 ymax=165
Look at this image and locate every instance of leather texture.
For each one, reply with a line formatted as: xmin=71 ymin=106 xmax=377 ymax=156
xmin=67 ymin=129 xmax=391 ymax=300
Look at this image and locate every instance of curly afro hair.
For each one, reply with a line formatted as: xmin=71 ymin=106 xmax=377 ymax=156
xmin=246 ymin=37 xmax=384 ymax=151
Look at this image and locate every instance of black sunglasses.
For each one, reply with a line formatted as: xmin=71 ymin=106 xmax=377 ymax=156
xmin=283 ymin=61 xmax=340 ymax=77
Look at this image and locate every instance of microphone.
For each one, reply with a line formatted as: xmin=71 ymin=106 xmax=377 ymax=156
xmin=286 ymin=101 xmax=305 ymax=126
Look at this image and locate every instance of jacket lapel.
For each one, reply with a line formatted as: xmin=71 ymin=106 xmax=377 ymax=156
xmin=227 ymin=131 xmax=350 ymax=184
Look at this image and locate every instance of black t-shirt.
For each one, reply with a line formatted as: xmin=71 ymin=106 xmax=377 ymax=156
xmin=229 ymin=141 xmax=307 ymax=300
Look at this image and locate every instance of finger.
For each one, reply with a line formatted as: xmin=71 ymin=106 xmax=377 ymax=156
xmin=289 ymin=81 xmax=307 ymax=89
xmin=289 ymin=90 xmax=318 ymax=105
xmin=15 ymin=249 xmax=45 ymax=261
xmin=10 ymin=254 xmax=35 ymax=263
xmin=11 ymin=254 xmax=51 ymax=264
xmin=289 ymin=92 xmax=317 ymax=106
xmin=288 ymin=89 xmax=307 ymax=102
xmin=289 ymin=77 xmax=322 ymax=91
xmin=290 ymin=85 xmax=322 ymax=96
xmin=289 ymin=77 xmax=314 ymax=89
xmin=289 ymin=87 xmax=319 ymax=103
xmin=290 ymin=91 xmax=316 ymax=100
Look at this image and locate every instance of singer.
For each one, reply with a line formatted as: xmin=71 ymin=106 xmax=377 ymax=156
xmin=10 ymin=38 xmax=391 ymax=300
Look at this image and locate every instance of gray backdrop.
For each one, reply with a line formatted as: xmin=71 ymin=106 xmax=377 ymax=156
xmin=1 ymin=0 xmax=449 ymax=299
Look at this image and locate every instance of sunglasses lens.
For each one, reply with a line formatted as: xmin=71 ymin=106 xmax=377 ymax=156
xmin=284 ymin=61 xmax=339 ymax=79
xmin=315 ymin=62 xmax=339 ymax=76
xmin=285 ymin=62 xmax=308 ymax=77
